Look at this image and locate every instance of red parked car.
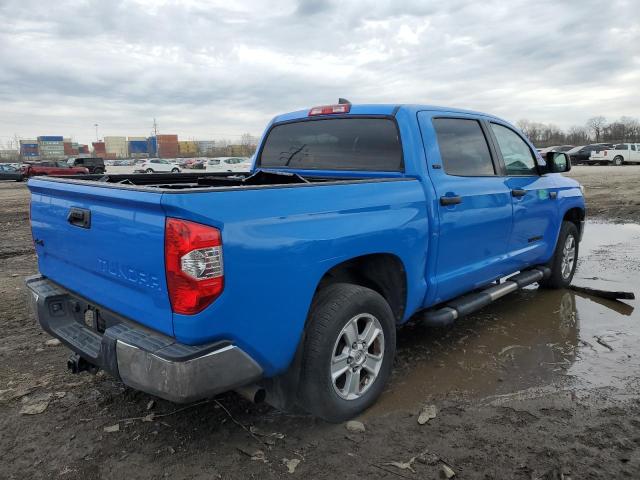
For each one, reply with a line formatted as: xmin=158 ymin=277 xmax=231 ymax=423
xmin=22 ymin=161 xmax=90 ymax=178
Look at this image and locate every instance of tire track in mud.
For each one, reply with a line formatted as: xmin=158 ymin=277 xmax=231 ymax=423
xmin=0 ymin=248 xmax=34 ymax=260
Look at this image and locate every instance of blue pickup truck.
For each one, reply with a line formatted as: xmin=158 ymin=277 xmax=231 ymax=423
xmin=26 ymin=102 xmax=585 ymax=421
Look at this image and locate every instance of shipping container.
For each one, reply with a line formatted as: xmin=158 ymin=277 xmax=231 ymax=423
xmin=148 ymin=137 xmax=157 ymax=156
xmin=156 ymin=134 xmax=178 ymax=143
xmin=128 ymin=140 xmax=148 ymax=154
xmin=127 ymin=136 xmax=146 ymax=141
xmin=178 ymin=140 xmax=198 ymax=155
xmin=104 ymin=136 xmax=128 ymax=158
xmin=37 ymin=136 xmax=63 ymax=142
xmin=79 ymin=145 xmax=89 ymax=154
xmin=92 ymin=142 xmax=106 ymax=153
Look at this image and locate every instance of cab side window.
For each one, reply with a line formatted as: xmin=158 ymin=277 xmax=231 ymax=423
xmin=490 ymin=123 xmax=538 ymax=176
xmin=432 ymin=118 xmax=495 ymax=176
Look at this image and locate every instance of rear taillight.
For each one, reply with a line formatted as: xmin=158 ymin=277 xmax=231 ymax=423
xmin=165 ymin=218 xmax=224 ymax=315
xmin=308 ymin=104 xmax=351 ymax=116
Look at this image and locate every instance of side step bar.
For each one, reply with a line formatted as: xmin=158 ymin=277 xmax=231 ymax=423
xmin=422 ymin=266 xmax=551 ymax=327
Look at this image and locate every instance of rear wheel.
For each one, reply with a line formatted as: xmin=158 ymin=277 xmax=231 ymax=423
xmin=145 ymin=168 xmax=154 ymax=173
xmin=540 ymin=221 xmax=579 ymax=289
xmin=171 ymin=168 xmax=180 ymax=173
xmin=612 ymin=156 xmax=624 ymax=166
xmin=94 ymin=168 xmax=104 ymax=175
xmin=299 ymin=283 xmax=396 ymax=422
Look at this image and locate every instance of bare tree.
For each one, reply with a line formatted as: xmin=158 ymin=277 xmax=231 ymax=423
xmin=566 ymin=126 xmax=589 ymax=146
xmin=586 ymin=116 xmax=607 ymax=142
xmin=239 ymin=133 xmax=258 ymax=156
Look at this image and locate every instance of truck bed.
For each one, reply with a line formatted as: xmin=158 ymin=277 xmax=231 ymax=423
xmin=42 ymin=170 xmax=399 ymax=192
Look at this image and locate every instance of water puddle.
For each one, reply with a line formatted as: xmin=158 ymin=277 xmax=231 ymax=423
xmin=369 ymin=221 xmax=640 ymax=415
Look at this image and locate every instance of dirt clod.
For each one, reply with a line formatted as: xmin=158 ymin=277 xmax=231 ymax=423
xmin=345 ymin=420 xmax=366 ymax=433
xmin=418 ymin=404 xmax=437 ymax=424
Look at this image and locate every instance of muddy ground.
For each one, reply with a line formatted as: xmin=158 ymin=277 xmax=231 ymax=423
xmin=1 ymin=166 xmax=639 ymax=479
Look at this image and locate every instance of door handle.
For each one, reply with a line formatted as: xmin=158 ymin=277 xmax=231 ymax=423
xmin=440 ymin=195 xmax=462 ymax=206
xmin=549 ymin=191 xmax=558 ymax=199
xmin=511 ymin=189 xmax=527 ymax=198
xmin=67 ymin=207 xmax=91 ymax=229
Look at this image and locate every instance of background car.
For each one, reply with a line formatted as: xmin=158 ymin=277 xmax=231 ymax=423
xmin=567 ymin=144 xmax=614 ymax=165
xmin=205 ymin=157 xmax=252 ymax=172
xmin=537 ymin=145 xmax=575 ymax=157
xmin=134 ymin=158 xmax=181 ymax=173
xmin=67 ymin=157 xmax=105 ymax=174
xmin=0 ymin=164 xmax=23 ymax=181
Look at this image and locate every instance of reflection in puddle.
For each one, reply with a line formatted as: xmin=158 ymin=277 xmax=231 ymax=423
xmin=370 ymin=222 xmax=640 ymax=415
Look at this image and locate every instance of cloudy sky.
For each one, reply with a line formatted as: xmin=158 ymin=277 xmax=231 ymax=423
xmin=0 ymin=0 xmax=638 ymax=145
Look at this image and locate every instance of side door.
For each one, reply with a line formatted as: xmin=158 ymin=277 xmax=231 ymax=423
xmin=630 ymin=144 xmax=638 ymax=163
xmin=485 ymin=121 xmax=560 ymax=270
xmin=418 ymin=113 xmax=514 ymax=304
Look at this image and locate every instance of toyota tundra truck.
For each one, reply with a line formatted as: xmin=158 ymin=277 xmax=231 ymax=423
xmin=26 ymin=102 xmax=585 ymax=421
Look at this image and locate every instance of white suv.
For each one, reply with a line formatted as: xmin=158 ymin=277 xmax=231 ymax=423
xmin=135 ymin=159 xmax=182 ymax=173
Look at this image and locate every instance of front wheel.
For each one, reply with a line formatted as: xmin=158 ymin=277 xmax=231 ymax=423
xmin=612 ymin=156 xmax=624 ymax=166
xmin=540 ymin=221 xmax=579 ymax=289
xmin=145 ymin=168 xmax=154 ymax=173
xmin=171 ymin=168 xmax=180 ymax=173
xmin=299 ymin=283 xmax=396 ymax=422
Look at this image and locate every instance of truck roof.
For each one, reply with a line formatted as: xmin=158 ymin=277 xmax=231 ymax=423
xmin=272 ymin=103 xmax=503 ymax=124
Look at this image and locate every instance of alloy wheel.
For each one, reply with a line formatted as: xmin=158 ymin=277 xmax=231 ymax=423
xmin=330 ymin=313 xmax=385 ymax=400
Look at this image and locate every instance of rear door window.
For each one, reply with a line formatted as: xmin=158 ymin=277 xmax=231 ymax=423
xmin=259 ymin=118 xmax=402 ymax=171
xmin=432 ymin=118 xmax=495 ymax=176
xmin=490 ymin=123 xmax=538 ymax=176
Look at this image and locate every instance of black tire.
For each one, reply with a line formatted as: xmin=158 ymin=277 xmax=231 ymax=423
xmin=299 ymin=283 xmax=396 ymax=422
xmin=171 ymin=168 xmax=180 ymax=173
xmin=540 ymin=221 xmax=579 ymax=289
xmin=612 ymin=156 xmax=624 ymax=166
xmin=94 ymin=168 xmax=104 ymax=175
xmin=145 ymin=168 xmax=154 ymax=173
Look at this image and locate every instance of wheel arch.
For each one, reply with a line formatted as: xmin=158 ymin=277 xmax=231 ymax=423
xmin=312 ymin=253 xmax=408 ymax=323
xmin=562 ymin=206 xmax=585 ymax=241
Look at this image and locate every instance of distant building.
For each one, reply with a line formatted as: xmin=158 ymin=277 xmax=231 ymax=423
xmin=104 ymin=136 xmax=128 ymax=158
xmin=0 ymin=149 xmax=19 ymax=161
xmin=196 ymin=140 xmax=216 ymax=155
xmin=38 ymin=136 xmax=65 ymax=159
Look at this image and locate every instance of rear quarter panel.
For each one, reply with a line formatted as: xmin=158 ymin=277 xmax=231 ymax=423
xmin=161 ymin=179 xmax=429 ymax=375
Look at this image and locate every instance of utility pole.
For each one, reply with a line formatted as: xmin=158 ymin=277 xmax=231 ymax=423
xmin=152 ymin=118 xmax=159 ymax=158
xmin=94 ymin=123 xmax=99 ymax=142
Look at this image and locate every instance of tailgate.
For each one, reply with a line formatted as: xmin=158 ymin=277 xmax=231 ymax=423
xmin=28 ymin=179 xmax=173 ymax=336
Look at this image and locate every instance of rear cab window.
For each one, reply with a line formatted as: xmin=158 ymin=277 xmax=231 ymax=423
xmin=258 ymin=117 xmax=403 ymax=171
xmin=432 ymin=118 xmax=495 ymax=176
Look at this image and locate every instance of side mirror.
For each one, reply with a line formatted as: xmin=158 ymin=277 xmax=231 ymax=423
xmin=544 ymin=151 xmax=571 ymax=173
